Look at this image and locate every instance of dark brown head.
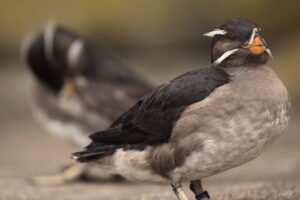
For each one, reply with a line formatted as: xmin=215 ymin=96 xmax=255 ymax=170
xmin=25 ymin=25 xmax=86 ymax=95
xmin=204 ymin=18 xmax=272 ymax=67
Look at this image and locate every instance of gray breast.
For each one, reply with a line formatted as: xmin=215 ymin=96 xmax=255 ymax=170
xmin=151 ymin=66 xmax=290 ymax=179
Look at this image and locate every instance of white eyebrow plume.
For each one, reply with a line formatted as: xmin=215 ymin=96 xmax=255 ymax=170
xmin=44 ymin=23 xmax=57 ymax=62
xmin=67 ymin=39 xmax=85 ymax=69
xmin=213 ymin=48 xmax=239 ymax=66
xmin=204 ymin=29 xmax=227 ymax=37
xmin=266 ymin=49 xmax=273 ymax=59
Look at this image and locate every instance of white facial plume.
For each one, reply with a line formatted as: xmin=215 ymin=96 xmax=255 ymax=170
xmin=67 ymin=39 xmax=85 ymax=69
xmin=212 ymin=48 xmax=239 ymax=66
xmin=247 ymin=28 xmax=258 ymax=46
xmin=203 ymin=29 xmax=227 ymax=37
xmin=44 ymin=24 xmax=57 ymax=62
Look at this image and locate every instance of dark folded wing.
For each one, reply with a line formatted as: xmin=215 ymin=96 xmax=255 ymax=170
xmin=74 ymin=67 xmax=230 ymax=161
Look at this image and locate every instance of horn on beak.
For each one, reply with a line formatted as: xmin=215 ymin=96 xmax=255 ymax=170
xmin=245 ymin=28 xmax=273 ymax=58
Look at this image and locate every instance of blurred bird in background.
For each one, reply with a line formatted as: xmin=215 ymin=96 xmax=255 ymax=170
xmin=24 ymin=25 xmax=153 ymax=184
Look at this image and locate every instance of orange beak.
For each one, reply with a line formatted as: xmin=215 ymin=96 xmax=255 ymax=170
xmin=62 ymin=78 xmax=76 ymax=98
xmin=246 ymin=36 xmax=267 ymax=54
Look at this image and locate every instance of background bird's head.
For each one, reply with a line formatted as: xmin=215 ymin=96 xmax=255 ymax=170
xmin=205 ymin=18 xmax=272 ymax=67
xmin=25 ymin=25 xmax=152 ymax=100
xmin=25 ymin=25 xmax=88 ymax=97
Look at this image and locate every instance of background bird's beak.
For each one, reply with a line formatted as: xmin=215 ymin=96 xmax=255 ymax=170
xmin=60 ymin=78 xmax=76 ymax=98
xmin=246 ymin=35 xmax=273 ymax=58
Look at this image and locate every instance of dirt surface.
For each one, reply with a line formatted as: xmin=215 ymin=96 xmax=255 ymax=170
xmin=0 ymin=63 xmax=299 ymax=200
xmin=1 ymin=178 xmax=300 ymax=200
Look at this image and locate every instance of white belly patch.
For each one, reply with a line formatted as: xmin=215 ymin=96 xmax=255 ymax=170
xmin=113 ymin=149 xmax=166 ymax=182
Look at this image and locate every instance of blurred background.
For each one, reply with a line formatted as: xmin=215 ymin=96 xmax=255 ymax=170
xmin=0 ymin=0 xmax=299 ymax=199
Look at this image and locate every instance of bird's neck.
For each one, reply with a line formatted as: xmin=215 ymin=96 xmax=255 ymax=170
xmin=212 ymin=51 xmax=269 ymax=68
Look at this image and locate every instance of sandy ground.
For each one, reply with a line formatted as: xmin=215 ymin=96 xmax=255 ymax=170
xmin=1 ymin=178 xmax=299 ymax=200
xmin=0 ymin=62 xmax=299 ymax=200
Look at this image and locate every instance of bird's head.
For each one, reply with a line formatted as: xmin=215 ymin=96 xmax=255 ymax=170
xmin=25 ymin=25 xmax=88 ymax=97
xmin=204 ymin=18 xmax=272 ymax=67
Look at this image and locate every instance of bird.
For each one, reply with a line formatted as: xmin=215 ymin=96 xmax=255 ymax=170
xmin=24 ymin=25 xmax=153 ymax=184
xmin=72 ymin=18 xmax=290 ymax=200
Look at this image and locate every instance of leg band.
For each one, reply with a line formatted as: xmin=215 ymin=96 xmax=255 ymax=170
xmin=196 ymin=191 xmax=210 ymax=200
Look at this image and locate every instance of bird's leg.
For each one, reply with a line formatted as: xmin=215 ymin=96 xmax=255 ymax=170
xmin=30 ymin=163 xmax=87 ymax=185
xmin=190 ymin=180 xmax=210 ymax=200
xmin=171 ymin=181 xmax=189 ymax=200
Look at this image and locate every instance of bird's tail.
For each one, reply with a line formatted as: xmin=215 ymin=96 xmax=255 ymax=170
xmin=72 ymin=144 xmax=124 ymax=163
xmin=72 ymin=149 xmax=111 ymax=163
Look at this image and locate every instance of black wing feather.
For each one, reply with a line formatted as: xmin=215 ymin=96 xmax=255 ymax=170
xmin=74 ymin=67 xmax=230 ymax=162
